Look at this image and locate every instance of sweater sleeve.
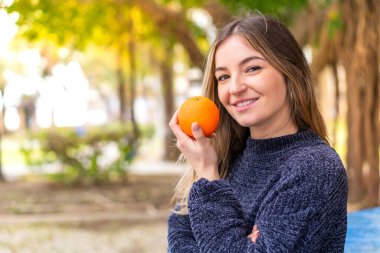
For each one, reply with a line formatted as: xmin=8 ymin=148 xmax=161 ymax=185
xmin=188 ymin=153 xmax=347 ymax=253
xmin=254 ymin=155 xmax=348 ymax=252
xmin=167 ymin=211 xmax=200 ymax=253
xmin=188 ymin=179 xmax=255 ymax=252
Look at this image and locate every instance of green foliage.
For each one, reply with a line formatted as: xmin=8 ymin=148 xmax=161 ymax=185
xmin=8 ymin=0 xmax=162 ymax=87
xmin=219 ymin=0 xmax=308 ymax=24
xmin=159 ymin=0 xmax=204 ymax=10
xmin=327 ymin=9 xmax=343 ymax=39
xmin=7 ymin=0 xmax=156 ymax=50
xmin=20 ymin=124 xmax=138 ymax=185
xmin=219 ymin=0 xmax=307 ymax=13
xmin=7 ymin=0 xmax=109 ymax=49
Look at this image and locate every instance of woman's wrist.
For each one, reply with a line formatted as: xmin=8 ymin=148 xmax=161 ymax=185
xmin=196 ymin=167 xmax=220 ymax=181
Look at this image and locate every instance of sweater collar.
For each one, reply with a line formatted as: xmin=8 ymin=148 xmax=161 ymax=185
xmin=245 ymin=129 xmax=323 ymax=156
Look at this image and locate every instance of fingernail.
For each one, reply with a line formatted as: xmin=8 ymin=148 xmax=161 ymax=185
xmin=192 ymin=123 xmax=200 ymax=131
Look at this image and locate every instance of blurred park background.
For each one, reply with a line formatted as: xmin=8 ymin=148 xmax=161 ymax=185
xmin=0 ymin=0 xmax=379 ymax=252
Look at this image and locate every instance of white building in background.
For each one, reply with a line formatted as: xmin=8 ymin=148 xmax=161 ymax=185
xmin=0 ymin=8 xmax=111 ymax=131
xmin=2 ymin=57 xmax=111 ymax=130
xmin=37 ymin=61 xmax=90 ymax=128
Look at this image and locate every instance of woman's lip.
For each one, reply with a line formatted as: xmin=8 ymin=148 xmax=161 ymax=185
xmin=232 ymin=98 xmax=259 ymax=107
xmin=232 ymin=98 xmax=259 ymax=112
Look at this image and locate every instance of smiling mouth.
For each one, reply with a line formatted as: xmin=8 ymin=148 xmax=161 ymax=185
xmin=234 ymin=98 xmax=259 ymax=107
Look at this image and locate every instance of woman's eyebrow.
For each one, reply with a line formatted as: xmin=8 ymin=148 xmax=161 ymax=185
xmin=215 ymin=55 xmax=265 ymax=72
xmin=239 ymin=56 xmax=265 ymax=66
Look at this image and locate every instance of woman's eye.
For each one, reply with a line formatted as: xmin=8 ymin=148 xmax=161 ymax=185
xmin=217 ymin=75 xmax=229 ymax=82
xmin=247 ymin=66 xmax=262 ymax=72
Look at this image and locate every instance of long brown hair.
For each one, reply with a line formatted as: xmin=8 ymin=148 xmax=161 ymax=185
xmin=172 ymin=12 xmax=328 ymax=214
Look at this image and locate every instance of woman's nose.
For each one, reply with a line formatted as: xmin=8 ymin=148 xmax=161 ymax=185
xmin=229 ymin=76 xmax=247 ymax=94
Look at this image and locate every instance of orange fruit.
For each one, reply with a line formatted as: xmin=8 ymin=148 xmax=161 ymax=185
xmin=178 ymin=96 xmax=220 ymax=138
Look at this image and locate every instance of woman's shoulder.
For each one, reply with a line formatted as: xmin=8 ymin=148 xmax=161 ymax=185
xmin=274 ymin=143 xmax=348 ymax=205
xmin=283 ymin=141 xmax=346 ymax=180
xmin=289 ymin=139 xmax=343 ymax=164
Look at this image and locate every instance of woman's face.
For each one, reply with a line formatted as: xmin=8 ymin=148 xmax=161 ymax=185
xmin=215 ymin=35 xmax=296 ymax=138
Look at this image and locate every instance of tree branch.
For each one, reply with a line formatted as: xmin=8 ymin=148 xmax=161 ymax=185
xmin=130 ymin=0 xmax=205 ymax=68
xmin=203 ymin=0 xmax=231 ymax=29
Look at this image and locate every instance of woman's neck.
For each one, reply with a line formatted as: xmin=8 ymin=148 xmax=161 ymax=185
xmin=250 ymin=117 xmax=298 ymax=139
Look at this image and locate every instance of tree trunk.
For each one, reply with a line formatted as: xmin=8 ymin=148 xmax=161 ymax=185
xmin=307 ymin=0 xmax=380 ymax=209
xmin=0 ymin=124 xmax=4 ymax=181
xmin=159 ymin=44 xmax=180 ymax=161
xmin=331 ymin=62 xmax=340 ymax=147
xmin=339 ymin=0 xmax=380 ymax=208
xmin=116 ymin=51 xmax=126 ymax=122
xmin=0 ymin=93 xmax=3 ymax=181
xmin=127 ymin=11 xmax=140 ymax=140
xmin=345 ymin=54 xmax=365 ymax=204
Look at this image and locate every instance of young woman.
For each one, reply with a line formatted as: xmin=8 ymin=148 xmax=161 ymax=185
xmin=168 ymin=12 xmax=348 ymax=252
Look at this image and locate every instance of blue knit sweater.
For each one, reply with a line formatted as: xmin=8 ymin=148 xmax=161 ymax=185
xmin=167 ymin=130 xmax=348 ymax=252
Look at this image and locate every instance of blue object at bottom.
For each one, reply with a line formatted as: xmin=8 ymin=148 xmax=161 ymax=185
xmin=345 ymin=206 xmax=380 ymax=252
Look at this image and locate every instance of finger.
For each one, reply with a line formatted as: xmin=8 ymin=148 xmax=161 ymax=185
xmin=249 ymin=233 xmax=259 ymax=243
xmin=247 ymin=233 xmax=258 ymax=243
xmin=248 ymin=225 xmax=259 ymax=244
xmin=191 ymin=122 xmax=207 ymax=144
xmin=168 ymin=109 xmax=179 ymax=127
xmin=169 ymin=110 xmax=192 ymax=140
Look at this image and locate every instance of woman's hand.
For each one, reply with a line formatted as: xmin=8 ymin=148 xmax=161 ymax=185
xmin=169 ymin=109 xmax=220 ymax=181
xmin=247 ymin=225 xmax=260 ymax=244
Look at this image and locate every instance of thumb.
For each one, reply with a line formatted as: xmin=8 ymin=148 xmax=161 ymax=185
xmin=191 ymin=122 xmax=206 ymax=142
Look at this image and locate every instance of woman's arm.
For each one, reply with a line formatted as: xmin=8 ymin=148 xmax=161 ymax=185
xmin=188 ymin=179 xmax=256 ymax=252
xmin=188 ymin=154 xmax=348 ymax=253
xmin=167 ymin=212 xmax=200 ymax=253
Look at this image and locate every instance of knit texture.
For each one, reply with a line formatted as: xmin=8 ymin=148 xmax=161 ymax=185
xmin=167 ymin=130 xmax=348 ymax=252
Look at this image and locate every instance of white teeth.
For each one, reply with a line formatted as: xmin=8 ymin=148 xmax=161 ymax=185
xmin=236 ymin=99 xmax=256 ymax=107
